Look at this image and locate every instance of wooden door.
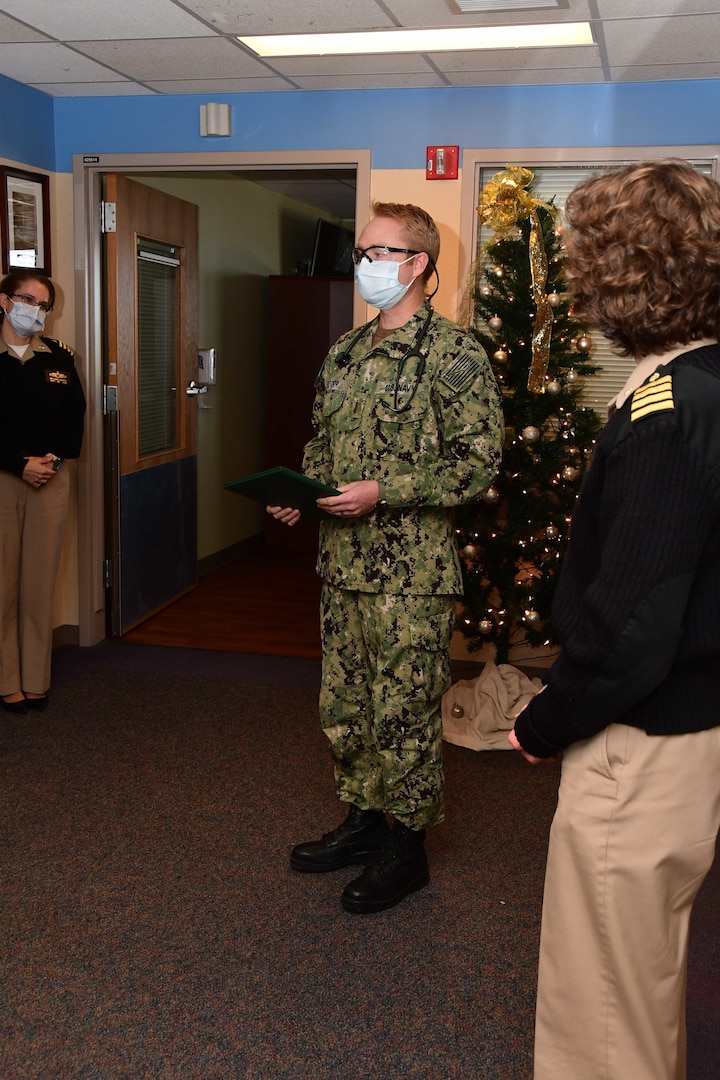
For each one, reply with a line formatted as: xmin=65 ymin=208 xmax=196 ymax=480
xmin=104 ymin=174 xmax=199 ymax=635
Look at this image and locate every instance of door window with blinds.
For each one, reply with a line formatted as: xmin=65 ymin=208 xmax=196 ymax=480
xmin=469 ymin=152 xmax=718 ymax=415
xmin=136 ymin=237 xmax=181 ymax=456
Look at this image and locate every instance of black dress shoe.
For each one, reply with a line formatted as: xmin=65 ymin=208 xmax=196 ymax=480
xmin=341 ymin=822 xmax=429 ymax=913
xmin=1 ymin=696 xmax=28 ymax=714
xmin=290 ymin=805 xmax=389 ymax=873
xmin=25 ymin=694 xmax=49 ymax=711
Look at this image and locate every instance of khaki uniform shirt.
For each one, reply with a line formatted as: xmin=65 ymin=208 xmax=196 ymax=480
xmin=303 ymin=302 xmax=503 ymax=595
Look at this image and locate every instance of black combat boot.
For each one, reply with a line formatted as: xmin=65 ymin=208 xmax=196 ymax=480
xmin=340 ymin=820 xmax=429 ymax=913
xmin=290 ymin=805 xmax=389 ymax=872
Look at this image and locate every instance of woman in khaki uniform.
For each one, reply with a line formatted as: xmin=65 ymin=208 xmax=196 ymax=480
xmin=0 ymin=269 xmax=85 ymax=714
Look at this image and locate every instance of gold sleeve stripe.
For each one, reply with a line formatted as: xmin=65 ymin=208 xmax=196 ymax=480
xmin=630 ymin=374 xmax=674 ymax=422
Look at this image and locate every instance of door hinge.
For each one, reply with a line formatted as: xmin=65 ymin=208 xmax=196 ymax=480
xmin=103 ymin=385 xmax=118 ymax=414
xmin=101 ymin=201 xmax=117 ymax=233
xmin=103 ymin=559 xmax=112 ymax=588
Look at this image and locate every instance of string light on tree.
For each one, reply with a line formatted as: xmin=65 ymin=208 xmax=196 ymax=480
xmin=455 ymin=165 xmax=602 ymax=663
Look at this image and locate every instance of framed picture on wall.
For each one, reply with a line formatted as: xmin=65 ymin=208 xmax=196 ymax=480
xmin=0 ymin=167 xmax=51 ymax=275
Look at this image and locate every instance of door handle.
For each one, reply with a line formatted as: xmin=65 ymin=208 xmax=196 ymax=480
xmin=185 ymin=381 xmax=208 ymax=396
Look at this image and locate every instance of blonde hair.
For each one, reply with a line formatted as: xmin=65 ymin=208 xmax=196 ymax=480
xmin=371 ymin=201 xmax=440 ymax=283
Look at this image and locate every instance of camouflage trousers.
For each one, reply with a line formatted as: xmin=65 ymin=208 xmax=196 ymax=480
xmin=319 ymin=583 xmax=455 ymax=830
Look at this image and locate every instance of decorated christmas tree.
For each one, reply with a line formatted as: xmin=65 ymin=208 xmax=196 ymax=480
xmin=457 ymin=167 xmax=603 ymax=664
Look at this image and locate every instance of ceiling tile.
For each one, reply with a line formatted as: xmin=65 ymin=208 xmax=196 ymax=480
xmin=431 ymin=43 xmax=600 ymax=70
xmin=603 ymin=14 xmax=720 ymax=66
xmin=0 ymin=12 xmax=49 ymax=41
xmin=609 ymin=62 xmax=720 ymax=82
xmin=0 ymin=41 xmax=131 ymax=82
xmin=144 ymin=77 xmax=295 ymax=93
xmin=31 ymin=81 xmax=158 ymax=96
xmin=0 ymin=0 xmax=216 ymax=40
xmin=289 ymin=72 xmax=448 ymax=90
xmin=385 ymin=0 xmax=594 ymax=25
xmin=446 ymin=65 xmax=605 ymax=85
xmin=597 ymin=0 xmax=720 ymax=15
xmin=74 ymin=37 xmax=273 ymax=81
xmin=176 ymin=0 xmax=394 ymax=35
xmin=272 ymin=54 xmax=437 ymax=76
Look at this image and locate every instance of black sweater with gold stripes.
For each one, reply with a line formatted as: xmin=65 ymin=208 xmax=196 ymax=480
xmin=0 ymin=335 xmax=86 ymax=477
xmin=515 ymin=343 xmax=720 ymax=758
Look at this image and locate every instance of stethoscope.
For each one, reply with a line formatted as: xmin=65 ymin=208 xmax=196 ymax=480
xmin=335 ymin=303 xmax=435 ymax=415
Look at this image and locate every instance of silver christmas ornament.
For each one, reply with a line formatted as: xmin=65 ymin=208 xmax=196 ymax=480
xmin=479 ymin=619 xmax=494 ymax=635
xmin=566 ymin=368 xmax=579 ymax=384
xmin=488 ymin=315 xmax=503 ymax=332
xmin=546 ymin=379 xmax=561 ymax=395
xmin=521 ymin=426 xmax=541 ymax=443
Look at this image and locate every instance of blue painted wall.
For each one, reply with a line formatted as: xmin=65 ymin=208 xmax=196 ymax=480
xmin=2 ymin=75 xmax=720 ymax=173
xmin=0 ymin=74 xmax=55 ymax=171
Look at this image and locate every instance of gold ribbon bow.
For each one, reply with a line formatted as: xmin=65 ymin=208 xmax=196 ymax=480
xmin=478 ymin=166 xmax=557 ymax=393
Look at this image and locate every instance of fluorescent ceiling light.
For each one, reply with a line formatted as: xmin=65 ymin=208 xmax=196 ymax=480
xmin=238 ymin=22 xmax=595 ymax=58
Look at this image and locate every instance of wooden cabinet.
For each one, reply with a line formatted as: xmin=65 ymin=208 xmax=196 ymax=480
xmin=265 ymin=275 xmax=354 ymax=550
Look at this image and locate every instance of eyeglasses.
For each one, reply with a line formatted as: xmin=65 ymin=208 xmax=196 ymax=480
xmin=352 ymin=245 xmax=420 ymax=265
xmin=8 ymin=292 xmax=53 ymax=313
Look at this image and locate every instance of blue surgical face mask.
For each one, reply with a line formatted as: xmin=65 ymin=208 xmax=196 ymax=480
xmin=5 ymin=300 xmax=46 ymax=337
xmin=355 ymin=254 xmax=418 ymax=310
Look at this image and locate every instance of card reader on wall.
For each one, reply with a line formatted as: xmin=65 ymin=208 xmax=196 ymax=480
xmin=197 ymin=348 xmax=217 ymax=386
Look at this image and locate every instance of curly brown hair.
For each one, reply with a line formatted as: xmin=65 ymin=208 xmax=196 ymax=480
xmin=563 ymin=160 xmax=720 ymax=357
xmin=371 ymin=201 xmax=440 ymax=283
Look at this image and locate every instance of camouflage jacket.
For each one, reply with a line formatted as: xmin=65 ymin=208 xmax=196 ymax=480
xmin=302 ymin=302 xmax=503 ymax=595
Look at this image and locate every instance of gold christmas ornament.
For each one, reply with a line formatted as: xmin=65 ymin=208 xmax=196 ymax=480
xmin=563 ymin=466 xmax=580 ymax=481
xmin=480 ymin=284 xmax=493 ymax=299
xmin=545 ymin=524 xmax=559 ymax=539
xmin=566 ymin=368 xmax=579 ymax=384
xmin=521 ymin=425 xmax=541 ymax=442
xmin=547 ymin=291 xmax=562 ymax=308
xmin=488 ymin=315 xmax=503 ymax=332
xmin=479 ymin=619 xmax=494 ymax=635
xmin=493 ymin=349 xmax=508 ymax=363
xmin=477 ymin=165 xmax=557 ymax=395
xmin=492 ymin=265 xmax=505 ymax=279
xmin=577 ymin=335 xmax=592 ymax=353
xmin=524 ymin=609 xmax=541 ymax=626
xmin=483 ymin=487 xmax=500 ymax=504
xmin=546 ymin=379 xmax=561 ymax=395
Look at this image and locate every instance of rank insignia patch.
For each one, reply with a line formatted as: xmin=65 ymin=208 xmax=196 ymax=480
xmin=631 ymin=373 xmax=674 ymax=422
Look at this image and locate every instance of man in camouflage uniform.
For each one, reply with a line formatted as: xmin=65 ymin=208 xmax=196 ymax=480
xmin=269 ymin=202 xmax=503 ymax=913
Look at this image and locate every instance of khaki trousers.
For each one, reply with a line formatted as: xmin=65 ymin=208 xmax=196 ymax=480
xmin=0 ymin=466 xmax=70 ymax=696
xmin=534 ymin=722 xmax=720 ymax=1080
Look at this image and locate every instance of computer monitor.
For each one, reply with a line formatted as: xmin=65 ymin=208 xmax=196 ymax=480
xmin=310 ymin=218 xmax=354 ymax=277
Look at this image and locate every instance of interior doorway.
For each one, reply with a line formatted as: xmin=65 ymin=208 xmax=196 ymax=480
xmin=73 ymin=150 xmax=371 ymax=647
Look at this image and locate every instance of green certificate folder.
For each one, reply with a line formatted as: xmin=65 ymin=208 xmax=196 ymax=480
xmin=223 ymin=466 xmax=341 ymax=520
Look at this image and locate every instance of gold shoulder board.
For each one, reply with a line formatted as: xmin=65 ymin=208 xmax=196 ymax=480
xmin=630 ymin=373 xmax=674 ymax=423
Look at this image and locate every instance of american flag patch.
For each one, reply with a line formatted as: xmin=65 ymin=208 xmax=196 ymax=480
xmin=441 ymin=353 xmax=481 ymax=394
xmin=630 ymin=373 xmax=674 ymax=422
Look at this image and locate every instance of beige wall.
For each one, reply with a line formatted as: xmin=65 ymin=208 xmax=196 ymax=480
xmin=369 ymin=169 xmax=466 ymax=323
xmin=122 ymin=173 xmax=335 ymax=561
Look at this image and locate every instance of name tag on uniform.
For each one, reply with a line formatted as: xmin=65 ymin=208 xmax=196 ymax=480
xmin=46 ymin=370 xmax=69 ymax=385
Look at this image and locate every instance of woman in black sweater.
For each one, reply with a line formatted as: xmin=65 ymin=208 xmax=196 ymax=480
xmin=0 ymin=269 xmax=85 ymax=713
xmin=511 ymin=160 xmax=720 ymax=1080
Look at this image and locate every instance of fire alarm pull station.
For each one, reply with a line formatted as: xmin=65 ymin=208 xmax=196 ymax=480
xmin=426 ymin=145 xmax=459 ymax=180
